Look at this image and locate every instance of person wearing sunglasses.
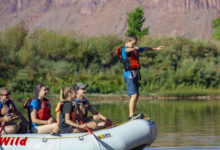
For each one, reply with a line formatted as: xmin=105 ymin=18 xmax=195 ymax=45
xmin=0 ymin=87 xmax=28 ymax=134
xmin=72 ymin=82 xmax=112 ymax=132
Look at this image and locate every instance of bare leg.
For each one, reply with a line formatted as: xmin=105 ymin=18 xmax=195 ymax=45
xmin=73 ymin=121 xmax=97 ymax=133
xmin=85 ymin=121 xmax=97 ymax=131
xmin=36 ymin=123 xmax=58 ymax=134
xmin=1 ymin=124 xmax=20 ymax=134
xmin=129 ymin=94 xmax=139 ymax=117
xmin=96 ymin=122 xmax=106 ymax=130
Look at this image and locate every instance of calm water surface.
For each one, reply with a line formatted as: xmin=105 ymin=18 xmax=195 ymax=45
xmin=90 ymin=99 xmax=220 ymax=149
xmin=15 ymin=99 xmax=220 ymax=149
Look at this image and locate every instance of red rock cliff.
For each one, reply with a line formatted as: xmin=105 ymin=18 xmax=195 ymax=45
xmin=0 ymin=0 xmax=219 ymax=38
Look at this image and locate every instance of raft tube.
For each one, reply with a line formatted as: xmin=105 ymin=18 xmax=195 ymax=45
xmin=0 ymin=118 xmax=157 ymax=150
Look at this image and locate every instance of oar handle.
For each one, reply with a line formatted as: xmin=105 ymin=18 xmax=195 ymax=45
xmin=80 ymin=121 xmax=92 ymax=134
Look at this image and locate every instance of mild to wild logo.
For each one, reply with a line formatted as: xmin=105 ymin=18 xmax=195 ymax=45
xmin=97 ymin=133 xmax=111 ymax=140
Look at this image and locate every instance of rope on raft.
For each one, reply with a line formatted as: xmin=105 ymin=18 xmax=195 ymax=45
xmin=9 ymin=114 xmax=151 ymax=140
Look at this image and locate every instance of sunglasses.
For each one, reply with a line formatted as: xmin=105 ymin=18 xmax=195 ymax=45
xmin=0 ymin=93 xmax=10 ymax=96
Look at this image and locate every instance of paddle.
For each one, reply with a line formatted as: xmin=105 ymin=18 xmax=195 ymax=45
xmin=0 ymin=122 xmax=5 ymax=134
xmin=80 ymin=121 xmax=103 ymax=150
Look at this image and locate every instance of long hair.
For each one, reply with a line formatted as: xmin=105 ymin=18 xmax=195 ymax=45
xmin=34 ymin=84 xmax=46 ymax=98
xmin=60 ymin=86 xmax=75 ymax=101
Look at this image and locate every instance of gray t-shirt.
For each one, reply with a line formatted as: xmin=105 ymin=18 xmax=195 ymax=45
xmin=59 ymin=101 xmax=75 ymax=131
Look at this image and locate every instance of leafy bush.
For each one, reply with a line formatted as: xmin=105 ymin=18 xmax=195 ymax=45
xmin=1 ymin=23 xmax=220 ymax=96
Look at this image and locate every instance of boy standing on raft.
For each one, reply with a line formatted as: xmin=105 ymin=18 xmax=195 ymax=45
xmin=116 ymin=34 xmax=164 ymax=120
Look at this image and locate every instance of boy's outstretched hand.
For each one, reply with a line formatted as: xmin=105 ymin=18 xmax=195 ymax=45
xmin=153 ymin=46 xmax=165 ymax=51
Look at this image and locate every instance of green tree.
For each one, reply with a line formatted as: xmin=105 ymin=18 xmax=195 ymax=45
xmin=3 ymin=21 xmax=28 ymax=52
xmin=125 ymin=7 xmax=149 ymax=39
xmin=212 ymin=16 xmax=220 ymax=40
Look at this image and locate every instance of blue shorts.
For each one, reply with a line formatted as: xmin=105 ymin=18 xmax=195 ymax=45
xmin=31 ymin=125 xmax=39 ymax=133
xmin=124 ymin=77 xmax=139 ymax=96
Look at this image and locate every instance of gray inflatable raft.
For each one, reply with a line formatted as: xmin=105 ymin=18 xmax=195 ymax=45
xmin=0 ymin=118 xmax=157 ymax=150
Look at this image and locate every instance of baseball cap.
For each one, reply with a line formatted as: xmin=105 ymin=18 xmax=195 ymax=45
xmin=74 ymin=82 xmax=88 ymax=90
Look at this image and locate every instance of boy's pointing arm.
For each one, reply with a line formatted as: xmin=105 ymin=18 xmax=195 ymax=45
xmin=125 ymin=47 xmax=139 ymax=52
xmin=143 ymin=46 xmax=165 ymax=51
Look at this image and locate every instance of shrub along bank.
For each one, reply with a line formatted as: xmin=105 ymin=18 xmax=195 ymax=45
xmin=1 ymin=23 xmax=220 ymax=97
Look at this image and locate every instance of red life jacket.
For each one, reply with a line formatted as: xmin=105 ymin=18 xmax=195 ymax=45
xmin=116 ymin=46 xmax=140 ymax=70
xmin=24 ymin=97 xmax=51 ymax=121
xmin=37 ymin=99 xmax=51 ymax=120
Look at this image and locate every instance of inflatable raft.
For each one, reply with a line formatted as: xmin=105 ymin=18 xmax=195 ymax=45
xmin=0 ymin=118 xmax=157 ymax=150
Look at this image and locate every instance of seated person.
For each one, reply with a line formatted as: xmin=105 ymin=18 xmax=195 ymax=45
xmin=55 ymin=86 xmax=85 ymax=134
xmin=73 ymin=82 xmax=112 ymax=132
xmin=0 ymin=87 xmax=28 ymax=134
xmin=27 ymin=84 xmax=58 ymax=134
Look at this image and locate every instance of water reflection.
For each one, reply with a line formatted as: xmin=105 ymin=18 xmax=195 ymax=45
xmin=14 ymin=99 xmax=220 ymax=149
xmin=90 ymin=100 xmax=220 ymax=149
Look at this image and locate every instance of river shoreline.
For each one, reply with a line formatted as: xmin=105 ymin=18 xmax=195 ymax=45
xmin=11 ymin=92 xmax=220 ymax=102
xmin=86 ymin=94 xmax=220 ymax=101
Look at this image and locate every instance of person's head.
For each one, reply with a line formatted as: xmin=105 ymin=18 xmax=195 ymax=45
xmin=125 ymin=34 xmax=138 ymax=48
xmin=34 ymin=84 xmax=48 ymax=100
xmin=60 ymin=86 xmax=76 ymax=101
xmin=0 ymin=87 xmax=10 ymax=101
xmin=74 ymin=82 xmax=88 ymax=98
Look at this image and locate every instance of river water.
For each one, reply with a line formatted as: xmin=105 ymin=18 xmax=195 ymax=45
xmin=90 ymin=99 xmax=220 ymax=149
xmin=15 ymin=99 xmax=220 ymax=149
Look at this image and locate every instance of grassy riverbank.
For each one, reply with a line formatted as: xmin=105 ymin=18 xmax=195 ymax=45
xmin=10 ymin=88 xmax=220 ymax=102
